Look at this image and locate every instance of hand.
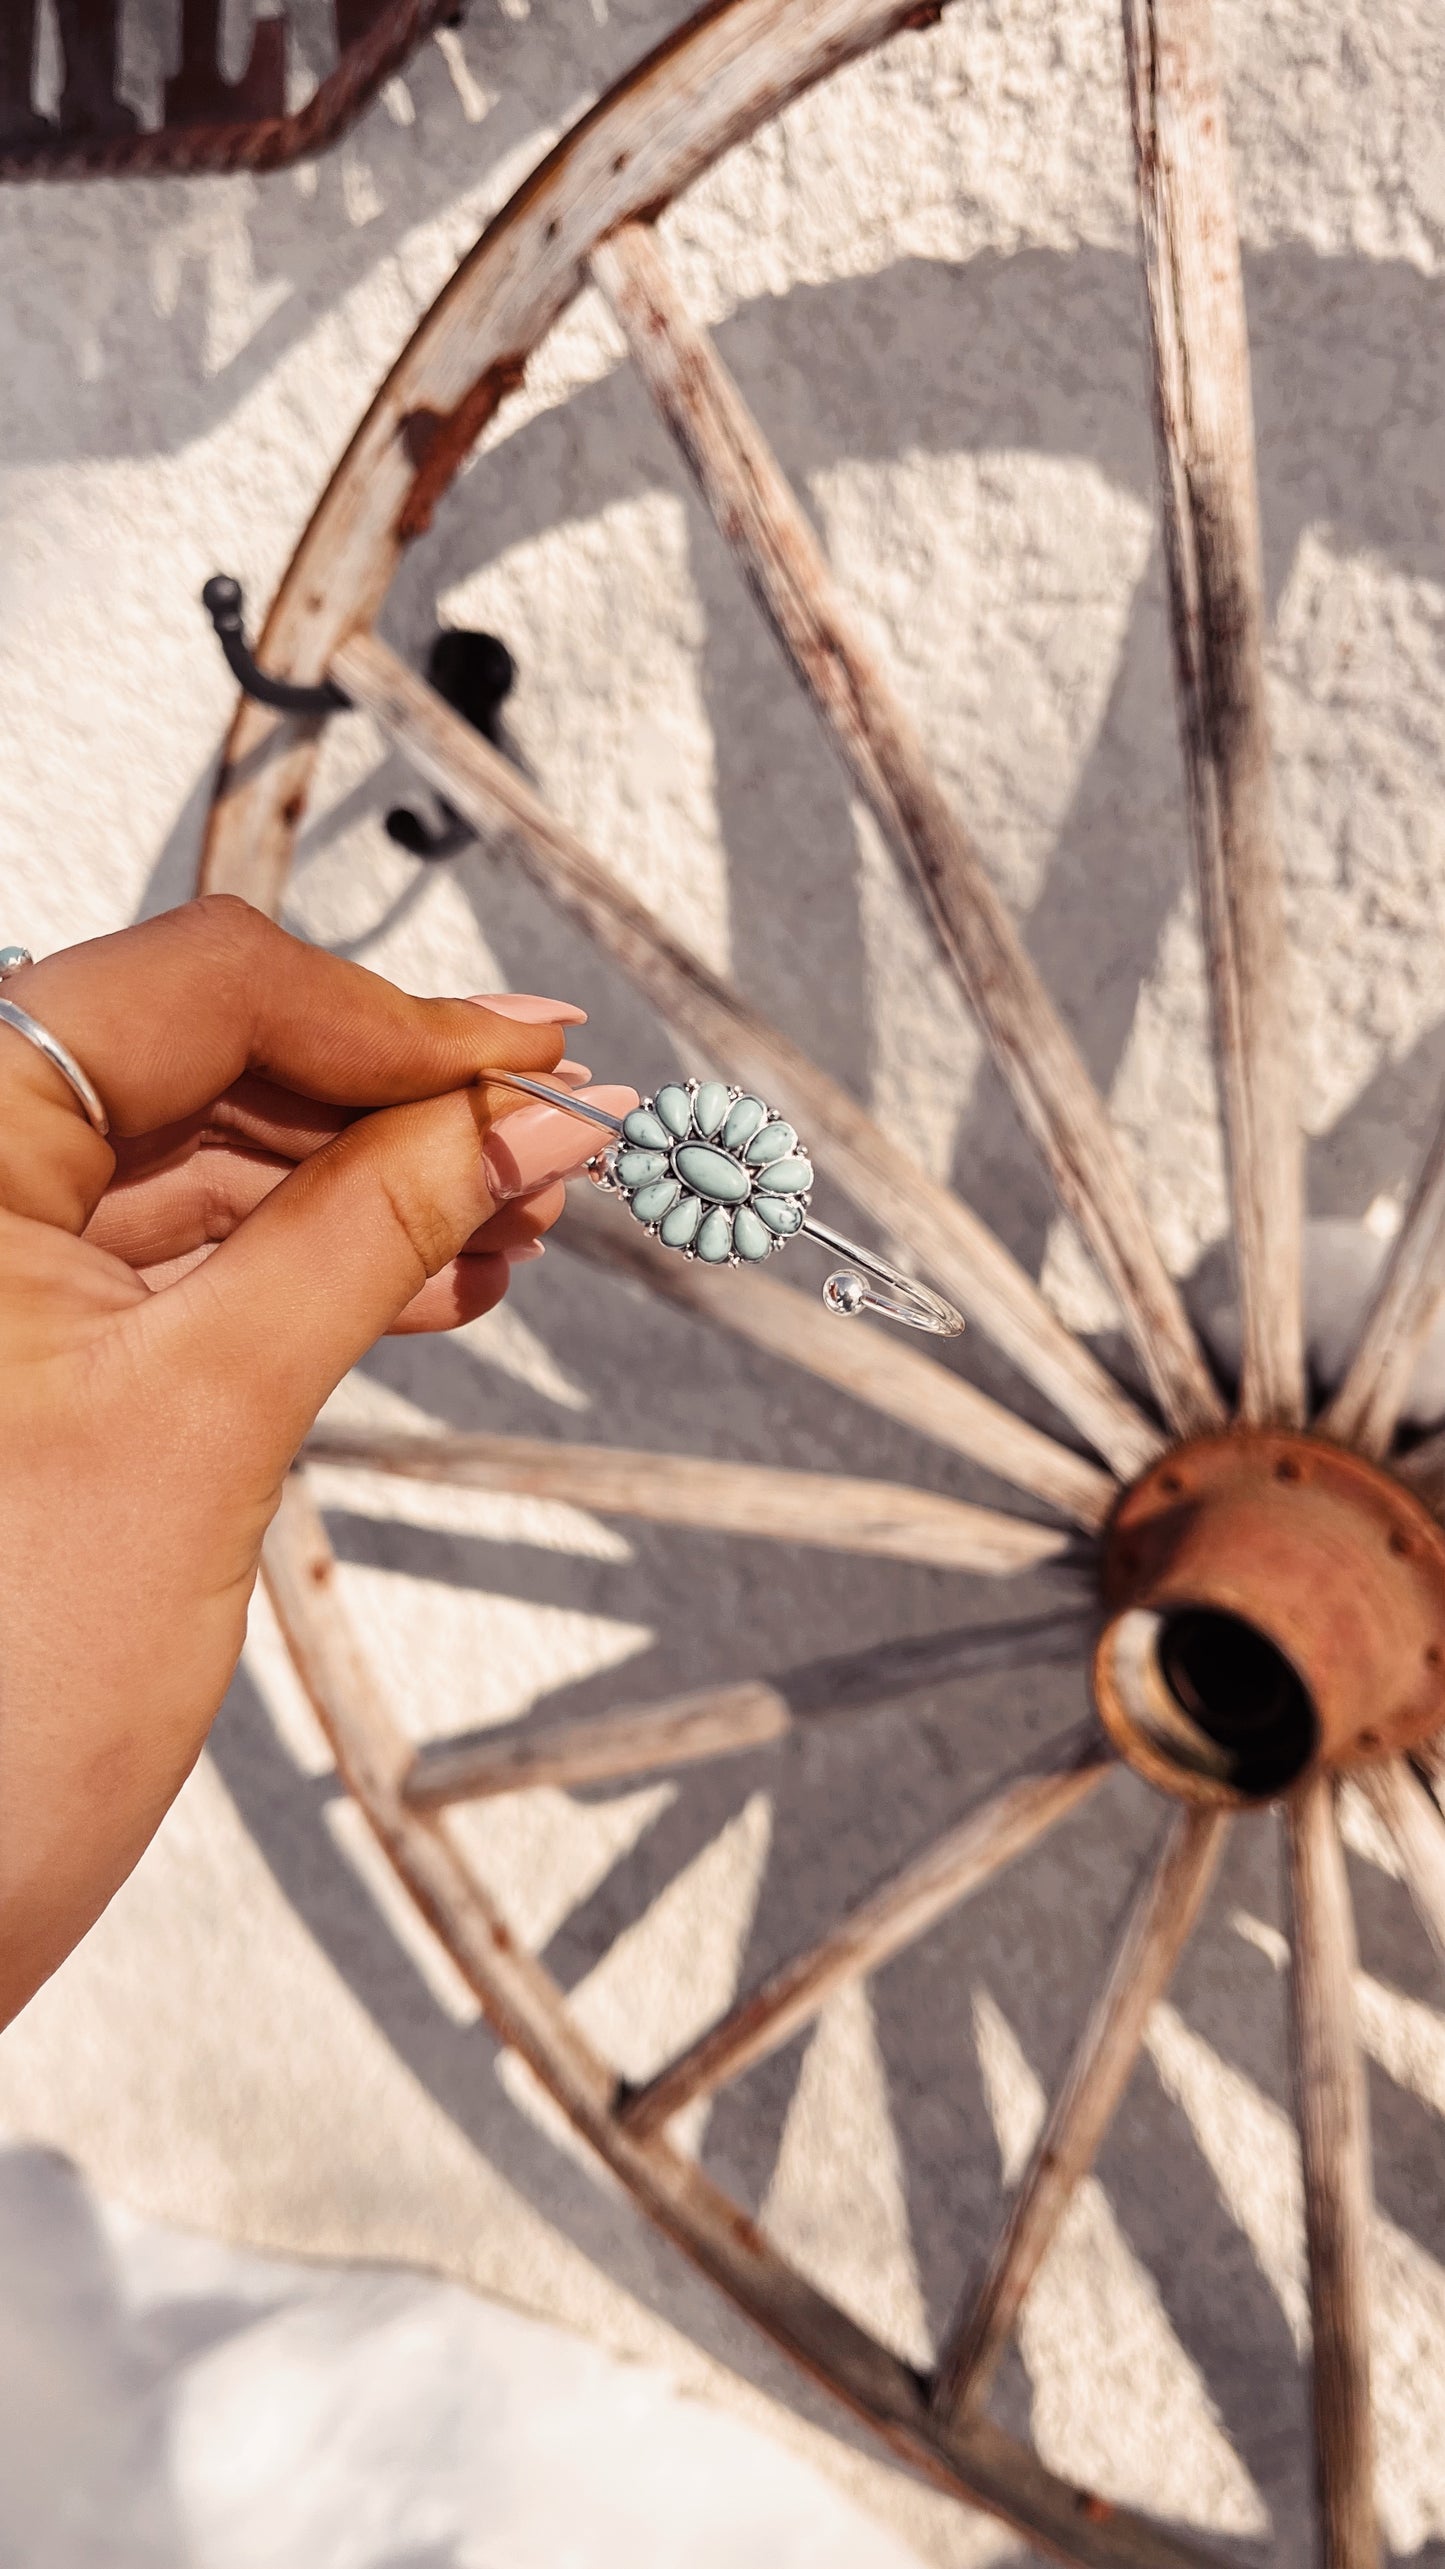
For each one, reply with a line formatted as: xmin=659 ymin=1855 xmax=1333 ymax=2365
xmin=0 ymin=896 xmax=634 ymax=2024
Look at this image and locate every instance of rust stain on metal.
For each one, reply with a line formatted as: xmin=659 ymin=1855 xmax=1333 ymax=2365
xmin=1095 ymin=1429 xmax=1445 ymax=1802
xmin=396 ymin=357 xmax=527 ymax=541
xmin=1078 ymin=2492 xmax=1116 ymax=2524
xmin=1 ymin=0 xmax=456 ymax=183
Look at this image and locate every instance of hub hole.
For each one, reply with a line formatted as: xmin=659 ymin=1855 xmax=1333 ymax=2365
xmin=1157 ymin=1608 xmax=1316 ymax=1797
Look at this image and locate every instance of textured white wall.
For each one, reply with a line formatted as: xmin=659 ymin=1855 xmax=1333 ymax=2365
xmin=3 ymin=2 xmax=1445 ymax=2560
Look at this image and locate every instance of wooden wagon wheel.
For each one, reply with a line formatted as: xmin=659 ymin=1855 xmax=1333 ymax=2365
xmin=196 ymin=1 xmax=1445 ymax=2560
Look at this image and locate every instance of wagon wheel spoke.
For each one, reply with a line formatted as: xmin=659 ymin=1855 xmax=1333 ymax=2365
xmin=1320 ymin=1109 xmax=1445 ymax=1456
xmin=618 ymin=1723 xmax=1112 ymax=2141
xmin=334 ymin=629 xmax=1162 ymax=1479
xmin=1355 ymin=1755 xmax=1445 ymax=1974
xmin=269 ymin=1475 xmax=1225 ymax=2569
xmin=559 ymin=1188 xmax=1116 ymax=1531
xmin=1285 ymin=1774 xmax=1381 ymax=2569
xmin=587 ymin=219 xmax=1219 ymax=1447
xmin=304 ymin=1423 xmax=1085 ymax=1575
xmin=401 ymin=1609 xmax=1095 ymax=1808
xmin=1123 ymin=0 xmax=1304 ymax=1427
xmin=932 ymin=1802 xmax=1228 ymax=2425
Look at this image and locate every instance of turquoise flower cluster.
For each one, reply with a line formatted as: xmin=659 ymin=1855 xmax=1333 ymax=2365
xmin=611 ymin=1080 xmax=814 ymax=1263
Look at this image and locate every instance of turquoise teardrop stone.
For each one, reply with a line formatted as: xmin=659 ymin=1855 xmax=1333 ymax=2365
xmin=732 ymin=1205 xmax=772 ymax=1262
xmin=754 ymin=1155 xmax=812 ymax=1195
xmin=622 ymin=1107 xmax=669 ymax=1149
xmin=675 ymin=1143 xmax=750 ymax=1203
xmin=744 ymin=1119 xmax=797 ymax=1166
xmin=754 ymin=1195 xmax=803 ymax=1235
xmin=654 ymin=1083 xmax=695 ymax=1138
xmin=722 ymin=1094 xmax=767 ymax=1150
xmin=617 ymin=1148 xmax=667 ymax=1187
xmin=630 ymin=1176 xmax=680 ymax=1224
xmin=694 ymin=1080 xmax=731 ymax=1137
xmin=696 ymin=1205 xmax=734 ymax=1262
xmin=660 ymin=1194 xmax=703 ymax=1248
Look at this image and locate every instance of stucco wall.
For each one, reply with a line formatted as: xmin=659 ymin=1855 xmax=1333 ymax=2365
xmin=3 ymin=2 xmax=1445 ymax=2560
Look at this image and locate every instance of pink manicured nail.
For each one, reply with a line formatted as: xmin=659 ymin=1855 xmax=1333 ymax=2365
xmin=507 ymin=1241 xmax=547 ymax=1265
xmin=481 ymin=1084 xmax=638 ymax=1201
xmin=551 ymin=1060 xmax=592 ymax=1088
xmin=464 ymin=992 xmax=588 ymax=1025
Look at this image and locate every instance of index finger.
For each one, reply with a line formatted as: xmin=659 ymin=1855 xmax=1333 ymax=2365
xmin=0 ymin=899 xmax=569 ymax=1228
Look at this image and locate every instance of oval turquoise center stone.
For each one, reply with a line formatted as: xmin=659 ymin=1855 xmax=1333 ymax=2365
xmin=674 ymin=1142 xmax=750 ymax=1204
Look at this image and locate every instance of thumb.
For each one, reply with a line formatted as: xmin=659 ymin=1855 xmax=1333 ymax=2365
xmin=145 ymin=1079 xmax=634 ymax=1468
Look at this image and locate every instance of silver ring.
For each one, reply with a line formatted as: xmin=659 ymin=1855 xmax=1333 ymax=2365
xmin=0 ymin=971 xmax=111 ymax=1139
xmin=487 ymin=1070 xmax=964 ymax=1337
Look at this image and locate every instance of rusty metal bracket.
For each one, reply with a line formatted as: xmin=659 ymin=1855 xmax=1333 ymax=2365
xmin=2 ymin=2 xmax=466 ymax=184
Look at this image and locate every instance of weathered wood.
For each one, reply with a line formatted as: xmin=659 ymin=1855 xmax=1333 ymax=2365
xmin=590 ymin=219 xmax=1219 ymax=1448
xmin=333 ymin=629 xmax=1161 ymax=1481
xmin=560 ymin=1189 xmax=1116 ymax=1531
xmin=201 ymin=0 xmax=963 ymax=916
xmin=933 ymin=1802 xmax=1227 ymax=2422
xmin=402 ymin=1610 xmax=1095 ymax=1808
xmin=267 ymin=1470 xmax=1231 ymax=2569
xmin=620 ymin=1724 xmax=1112 ymax=2140
xmin=1321 ymin=1107 xmax=1445 ymax=1457
xmin=1414 ymin=1731 xmax=1445 ymax=1806
xmin=1122 ymin=0 xmax=1304 ymax=1427
xmin=304 ymin=1423 xmax=1081 ymax=1576
xmin=1356 ymin=1756 xmax=1445 ymax=1975
xmin=1284 ymin=1774 xmax=1380 ymax=2569
xmin=1392 ymin=1427 xmax=1445 ymax=1516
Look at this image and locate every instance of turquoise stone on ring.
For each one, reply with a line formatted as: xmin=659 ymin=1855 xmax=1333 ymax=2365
xmin=610 ymin=1077 xmax=814 ymax=1268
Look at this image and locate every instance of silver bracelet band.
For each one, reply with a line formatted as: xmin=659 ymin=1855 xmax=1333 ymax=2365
xmin=0 ymin=949 xmax=111 ymax=1139
xmin=488 ymin=1069 xmax=964 ymax=1338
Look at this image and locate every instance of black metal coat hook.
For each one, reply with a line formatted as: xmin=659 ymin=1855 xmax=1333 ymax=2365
xmin=201 ymin=576 xmax=350 ymax=716
xmin=201 ymin=576 xmax=517 ymax=863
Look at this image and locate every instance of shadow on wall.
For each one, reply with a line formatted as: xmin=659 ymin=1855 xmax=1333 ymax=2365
xmin=0 ymin=0 xmax=636 ymax=464
xmin=24 ymin=42 xmax=1445 ymax=2563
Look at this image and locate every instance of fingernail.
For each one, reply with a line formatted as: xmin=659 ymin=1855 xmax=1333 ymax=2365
xmin=465 ymin=992 xmax=588 ymax=1025
xmin=507 ymin=1241 xmax=547 ymax=1265
xmin=481 ymin=1085 xmax=638 ymax=1200
xmin=551 ymin=1059 xmax=592 ymax=1087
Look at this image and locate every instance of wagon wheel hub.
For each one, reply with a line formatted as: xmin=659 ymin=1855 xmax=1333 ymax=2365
xmin=1095 ymin=1431 xmax=1445 ymax=1803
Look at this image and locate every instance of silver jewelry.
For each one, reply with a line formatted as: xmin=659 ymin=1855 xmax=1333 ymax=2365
xmin=490 ymin=1071 xmax=963 ymax=1337
xmin=0 ymin=961 xmax=111 ymax=1138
